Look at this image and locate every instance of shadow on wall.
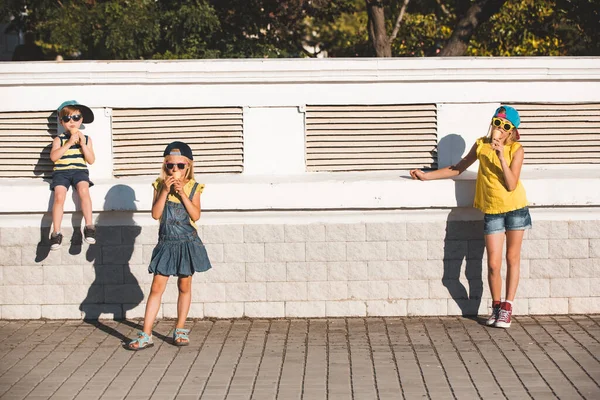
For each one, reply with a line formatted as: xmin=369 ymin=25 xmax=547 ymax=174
xmin=438 ymin=133 xmax=466 ymax=168
xmin=33 ymin=112 xmax=58 ymax=262
xmin=34 ymin=193 xmax=92 ymax=261
xmin=79 ymin=184 xmax=148 ymax=343
xmin=443 ymin=212 xmax=484 ymax=319
xmin=438 ymin=133 xmax=478 ymax=207
xmin=439 ymin=133 xmax=485 ymax=319
xmin=33 ymin=111 xmax=59 ymax=182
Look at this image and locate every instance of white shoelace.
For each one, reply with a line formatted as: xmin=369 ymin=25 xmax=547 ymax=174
xmin=498 ymin=309 xmax=511 ymax=321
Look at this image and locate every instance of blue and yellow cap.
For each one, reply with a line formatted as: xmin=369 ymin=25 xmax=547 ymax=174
xmin=494 ymin=105 xmax=520 ymax=128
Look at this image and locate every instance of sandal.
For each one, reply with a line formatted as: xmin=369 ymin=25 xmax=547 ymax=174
xmin=173 ymin=328 xmax=190 ymax=346
xmin=127 ymin=331 xmax=154 ymax=351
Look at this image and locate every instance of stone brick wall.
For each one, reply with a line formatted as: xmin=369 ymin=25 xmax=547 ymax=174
xmin=1 ymin=219 xmax=599 ymax=319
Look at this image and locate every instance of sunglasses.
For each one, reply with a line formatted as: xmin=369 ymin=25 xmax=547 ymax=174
xmin=165 ymin=162 xmax=188 ymax=170
xmin=61 ymin=114 xmax=82 ymax=123
xmin=492 ymin=117 xmax=515 ymax=132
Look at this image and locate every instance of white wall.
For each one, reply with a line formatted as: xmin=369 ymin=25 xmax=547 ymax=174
xmin=1 ymin=58 xmax=600 ymax=319
xmin=0 ymin=57 xmax=599 ymax=220
xmin=244 ymin=106 xmax=305 ymax=175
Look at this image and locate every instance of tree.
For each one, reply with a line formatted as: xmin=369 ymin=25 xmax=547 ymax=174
xmin=2 ymin=0 xmax=598 ymax=59
xmin=154 ymin=0 xmax=220 ymax=59
xmin=555 ymin=0 xmax=600 ymax=55
xmin=365 ymin=0 xmax=410 ymax=56
xmin=439 ymin=0 xmax=507 ymax=56
xmin=1 ymin=0 xmax=219 ymax=60
xmin=208 ymin=0 xmax=354 ymax=58
xmin=358 ymin=0 xmax=600 ymax=57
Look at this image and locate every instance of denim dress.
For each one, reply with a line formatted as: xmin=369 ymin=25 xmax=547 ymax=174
xmin=148 ymin=182 xmax=212 ymax=276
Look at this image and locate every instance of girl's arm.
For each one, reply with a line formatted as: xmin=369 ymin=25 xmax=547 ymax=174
xmin=175 ymin=182 xmax=201 ymax=221
xmin=151 ymin=177 xmax=174 ymax=220
xmin=494 ymin=141 xmax=524 ymax=191
xmin=79 ymin=134 xmax=96 ymax=165
xmin=410 ymin=142 xmax=478 ymax=181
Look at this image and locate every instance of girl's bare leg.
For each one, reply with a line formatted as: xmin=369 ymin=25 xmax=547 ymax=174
xmin=174 ymin=276 xmax=192 ymax=344
xmin=176 ymin=276 xmax=192 ymax=329
xmin=485 ymin=233 xmax=506 ymax=302
xmin=505 ymin=230 xmax=525 ymax=301
xmin=129 ymin=274 xmax=169 ymax=349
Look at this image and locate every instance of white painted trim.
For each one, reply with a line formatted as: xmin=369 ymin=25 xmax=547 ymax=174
xmin=1 ymin=169 xmax=599 ymax=216
xmin=2 ymin=206 xmax=600 ymax=229
xmin=2 ymin=58 xmax=600 ymax=85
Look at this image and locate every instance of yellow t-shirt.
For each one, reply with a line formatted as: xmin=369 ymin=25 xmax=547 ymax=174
xmin=473 ymin=137 xmax=528 ymax=214
xmin=152 ymin=178 xmax=205 ymax=228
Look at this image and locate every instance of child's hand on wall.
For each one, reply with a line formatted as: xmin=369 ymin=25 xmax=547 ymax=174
xmin=410 ymin=169 xmax=427 ymax=181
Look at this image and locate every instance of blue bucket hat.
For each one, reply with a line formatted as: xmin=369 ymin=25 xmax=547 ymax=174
xmin=494 ymin=105 xmax=520 ymax=129
xmin=58 ymin=100 xmax=94 ymax=123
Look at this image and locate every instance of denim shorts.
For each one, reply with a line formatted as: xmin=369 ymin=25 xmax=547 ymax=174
xmin=51 ymin=169 xmax=93 ymax=191
xmin=483 ymin=206 xmax=532 ymax=235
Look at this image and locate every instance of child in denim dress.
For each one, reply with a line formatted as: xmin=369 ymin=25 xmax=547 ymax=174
xmin=410 ymin=106 xmax=530 ymax=329
xmin=128 ymin=141 xmax=211 ymax=350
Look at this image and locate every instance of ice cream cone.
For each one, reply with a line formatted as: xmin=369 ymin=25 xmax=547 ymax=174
xmin=492 ymin=130 xmax=502 ymax=141
xmin=68 ymin=129 xmax=79 ymax=144
xmin=172 ymin=170 xmax=182 ymax=180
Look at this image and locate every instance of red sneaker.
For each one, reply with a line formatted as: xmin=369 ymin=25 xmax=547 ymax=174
xmin=494 ymin=302 xmax=512 ymax=328
xmin=486 ymin=302 xmax=501 ymax=326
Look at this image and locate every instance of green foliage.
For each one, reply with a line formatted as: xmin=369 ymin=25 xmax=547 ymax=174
xmin=309 ymin=0 xmax=371 ymax=57
xmin=554 ymin=0 xmax=600 ymax=55
xmin=392 ymin=12 xmax=453 ymax=56
xmin=2 ymin=0 xmax=218 ymax=59
xmin=154 ymin=0 xmax=220 ymax=59
xmin=468 ymin=0 xmax=563 ymax=56
xmin=1 ymin=0 xmax=598 ymax=59
xmin=319 ymin=0 xmax=600 ymax=57
xmin=208 ymin=0 xmax=355 ymax=58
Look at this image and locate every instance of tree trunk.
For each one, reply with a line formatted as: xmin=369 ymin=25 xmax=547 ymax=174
xmin=365 ymin=0 xmax=391 ymax=57
xmin=439 ymin=0 xmax=507 ymax=56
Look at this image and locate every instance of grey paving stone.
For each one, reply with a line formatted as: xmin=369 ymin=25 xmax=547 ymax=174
xmin=0 ymin=316 xmax=597 ymax=399
xmin=250 ymin=320 xmax=288 ymax=400
xmin=327 ymin=319 xmax=352 ymax=399
xmin=0 ymin=321 xmax=72 ymax=398
xmin=176 ymin=320 xmax=232 ymax=399
xmin=200 ymin=320 xmax=251 ymax=400
xmin=276 ymin=319 xmax=307 ymax=400
xmin=301 ymin=319 xmax=327 ymax=400
xmin=225 ymin=320 xmax=269 ymax=400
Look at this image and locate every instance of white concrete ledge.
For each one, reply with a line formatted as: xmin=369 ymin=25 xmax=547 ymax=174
xmin=1 ymin=169 xmax=599 ymax=214
xmin=2 ymin=57 xmax=600 ymax=85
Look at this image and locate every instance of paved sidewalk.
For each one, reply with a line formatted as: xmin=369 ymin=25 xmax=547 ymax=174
xmin=0 ymin=316 xmax=599 ymax=400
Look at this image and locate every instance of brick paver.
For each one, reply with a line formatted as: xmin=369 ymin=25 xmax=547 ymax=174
xmin=1 ymin=316 xmax=599 ymax=400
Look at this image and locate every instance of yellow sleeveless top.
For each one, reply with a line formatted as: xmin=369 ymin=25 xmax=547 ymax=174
xmin=473 ymin=137 xmax=528 ymax=214
xmin=152 ymin=178 xmax=204 ymax=229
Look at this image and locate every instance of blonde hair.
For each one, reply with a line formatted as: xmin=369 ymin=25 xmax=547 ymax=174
xmin=159 ymin=155 xmax=195 ymax=183
xmin=485 ymin=123 xmax=519 ymax=145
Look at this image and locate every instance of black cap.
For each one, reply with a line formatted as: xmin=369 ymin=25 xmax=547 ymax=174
xmin=163 ymin=141 xmax=193 ymax=160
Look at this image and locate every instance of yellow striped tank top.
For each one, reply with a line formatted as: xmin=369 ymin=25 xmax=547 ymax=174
xmin=53 ymin=134 xmax=89 ymax=171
